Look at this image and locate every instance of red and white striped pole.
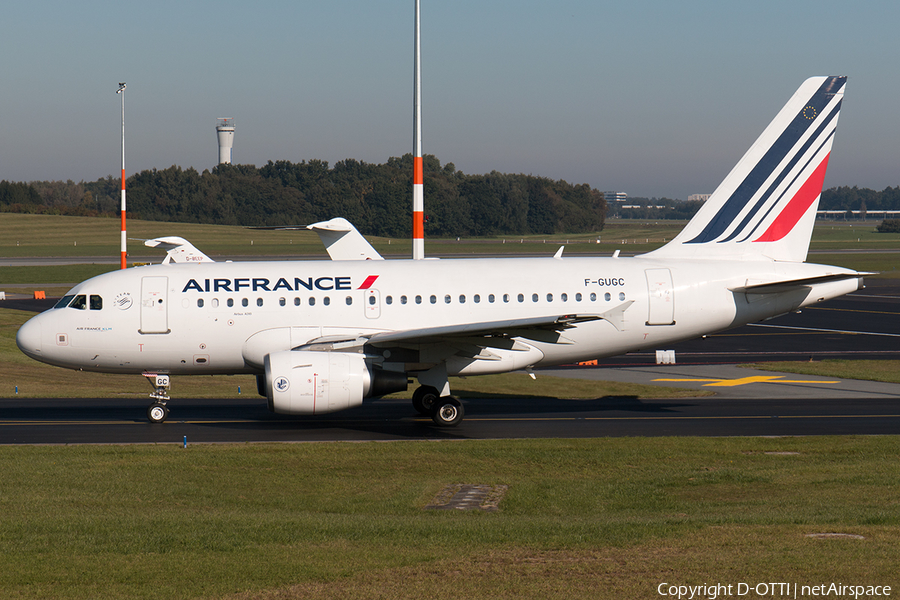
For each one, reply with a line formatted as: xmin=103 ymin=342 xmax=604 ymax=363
xmin=117 ymin=82 xmax=127 ymax=270
xmin=412 ymin=0 xmax=425 ymax=260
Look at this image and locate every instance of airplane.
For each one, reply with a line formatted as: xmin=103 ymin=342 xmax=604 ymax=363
xmin=17 ymin=75 xmax=865 ymax=427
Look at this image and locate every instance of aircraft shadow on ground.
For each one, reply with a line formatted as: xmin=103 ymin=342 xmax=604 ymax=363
xmin=0 ymin=394 xmax=696 ymax=442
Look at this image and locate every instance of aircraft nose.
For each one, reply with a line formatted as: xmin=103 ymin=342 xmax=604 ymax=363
xmin=16 ymin=315 xmax=43 ymax=360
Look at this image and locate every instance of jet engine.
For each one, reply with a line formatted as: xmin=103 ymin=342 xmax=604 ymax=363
xmin=263 ymin=350 xmax=406 ymax=415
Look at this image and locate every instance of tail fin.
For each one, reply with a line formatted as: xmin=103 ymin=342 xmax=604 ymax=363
xmin=647 ymin=76 xmax=846 ymax=262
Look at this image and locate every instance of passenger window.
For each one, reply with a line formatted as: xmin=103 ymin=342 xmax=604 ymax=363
xmin=576 ymin=293 xmax=582 ymax=302
xmin=69 ymin=295 xmax=87 ymax=310
xmin=323 ymin=297 xmax=330 ymax=306
xmin=517 ymin=294 xmax=524 ymax=303
xmin=474 ymin=294 xmax=480 ymax=303
xmin=605 ymin=292 xmax=611 ymax=301
xmin=503 ymin=294 xmax=510 ymax=303
xmin=430 ymin=295 xmax=437 ymax=304
xmin=561 ymin=293 xmax=568 ymax=302
xmin=488 ymin=294 xmax=495 ymax=303
xmin=347 ymin=296 xmax=354 ymax=306
xmin=532 ymin=293 xmax=538 ymax=302
xmin=294 ymin=297 xmax=301 ymax=306
xmin=227 ymin=298 xmax=234 ymax=307
xmin=590 ymin=292 xmax=597 ymax=301
xmin=444 ymin=295 xmax=451 ymax=304
xmin=279 ymin=297 xmax=286 ymax=307
xmin=309 ymin=297 xmax=316 ymax=306
xmin=257 ymin=298 xmax=263 ymax=307
xmin=401 ymin=295 xmax=408 ymax=305
xmin=459 ymin=295 xmax=466 ymax=304
xmin=242 ymin=298 xmax=248 ymax=307
xmin=619 ymin=292 xmax=626 ymax=301
xmin=415 ymin=295 xmax=422 ymax=304
xmin=386 ymin=296 xmax=392 ymax=305
xmin=197 ymin=298 xmax=204 ymax=308
xmin=212 ymin=298 xmax=219 ymax=308
xmin=54 ymin=295 xmax=75 ymax=309
xmin=546 ymin=293 xmax=553 ymax=302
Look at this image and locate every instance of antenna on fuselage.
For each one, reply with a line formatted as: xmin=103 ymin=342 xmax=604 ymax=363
xmin=412 ymin=0 xmax=425 ymax=260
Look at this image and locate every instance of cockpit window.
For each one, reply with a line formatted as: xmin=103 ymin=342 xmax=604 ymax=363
xmin=54 ymin=295 xmax=76 ymax=309
xmin=90 ymin=295 xmax=103 ymax=310
xmin=69 ymin=295 xmax=87 ymax=310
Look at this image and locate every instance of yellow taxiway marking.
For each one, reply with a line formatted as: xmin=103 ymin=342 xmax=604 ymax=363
xmin=653 ymin=375 xmax=840 ymax=387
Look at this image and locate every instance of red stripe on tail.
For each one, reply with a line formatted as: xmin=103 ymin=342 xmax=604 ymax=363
xmin=754 ymin=153 xmax=830 ymax=243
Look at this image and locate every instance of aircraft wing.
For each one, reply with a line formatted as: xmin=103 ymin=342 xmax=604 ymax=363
xmin=728 ymin=272 xmax=872 ymax=294
xmin=365 ymin=314 xmax=602 ymax=346
xmin=298 ymin=302 xmax=634 ymax=353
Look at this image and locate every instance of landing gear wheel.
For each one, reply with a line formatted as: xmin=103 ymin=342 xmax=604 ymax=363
xmin=431 ymin=396 xmax=464 ymax=427
xmin=412 ymin=385 xmax=439 ymax=416
xmin=147 ymin=402 xmax=169 ymax=423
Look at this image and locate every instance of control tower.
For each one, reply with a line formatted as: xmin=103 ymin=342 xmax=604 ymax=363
xmin=216 ymin=118 xmax=235 ymax=164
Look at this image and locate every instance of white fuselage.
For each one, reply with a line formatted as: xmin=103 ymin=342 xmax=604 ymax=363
xmin=16 ymin=254 xmax=861 ymax=378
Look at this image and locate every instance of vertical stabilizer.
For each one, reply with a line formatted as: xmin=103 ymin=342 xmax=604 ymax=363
xmin=646 ymin=76 xmax=846 ymax=262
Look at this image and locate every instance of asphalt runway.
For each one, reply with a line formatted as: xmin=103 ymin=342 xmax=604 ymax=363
xmin=1 ymin=279 xmax=898 ymax=444
xmin=1 ymin=364 xmax=899 ymax=444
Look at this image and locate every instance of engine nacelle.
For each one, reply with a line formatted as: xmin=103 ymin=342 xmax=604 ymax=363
xmin=263 ymin=351 xmax=407 ymax=415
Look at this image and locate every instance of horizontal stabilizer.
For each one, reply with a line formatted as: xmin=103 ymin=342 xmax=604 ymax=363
xmin=728 ymin=272 xmax=872 ymax=294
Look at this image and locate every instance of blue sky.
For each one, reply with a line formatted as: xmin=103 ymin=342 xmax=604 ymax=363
xmin=1 ymin=0 xmax=897 ymax=200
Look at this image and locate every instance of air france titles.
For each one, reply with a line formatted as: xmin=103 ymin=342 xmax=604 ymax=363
xmin=182 ymin=276 xmax=352 ymax=294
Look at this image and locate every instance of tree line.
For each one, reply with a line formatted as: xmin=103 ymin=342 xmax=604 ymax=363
xmin=0 ymin=155 xmax=606 ymax=237
xmin=606 ymin=186 xmax=900 ymax=221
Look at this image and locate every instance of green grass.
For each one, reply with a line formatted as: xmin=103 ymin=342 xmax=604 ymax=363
xmin=745 ymin=359 xmax=900 ymax=384
xmin=2 ymin=214 xmax=899 ymax=598
xmin=4 ymin=213 xmax=900 ymax=260
xmin=0 ymin=438 xmax=897 ymax=599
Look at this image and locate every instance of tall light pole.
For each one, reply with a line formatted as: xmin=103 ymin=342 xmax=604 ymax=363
xmin=117 ymin=82 xmax=127 ymax=269
xmin=412 ymin=0 xmax=424 ymax=259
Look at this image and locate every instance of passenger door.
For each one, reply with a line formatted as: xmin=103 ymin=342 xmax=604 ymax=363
xmin=140 ymin=276 xmax=170 ymax=334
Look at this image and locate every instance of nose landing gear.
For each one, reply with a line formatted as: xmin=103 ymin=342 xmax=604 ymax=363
xmin=143 ymin=373 xmax=171 ymax=423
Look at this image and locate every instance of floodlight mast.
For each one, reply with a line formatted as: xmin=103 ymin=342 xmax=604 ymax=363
xmin=412 ymin=0 xmax=424 ymax=260
xmin=117 ymin=82 xmax=127 ymax=270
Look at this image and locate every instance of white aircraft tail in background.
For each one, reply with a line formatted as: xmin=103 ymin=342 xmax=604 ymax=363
xmin=143 ymin=236 xmax=214 ymax=264
xmin=307 ymin=218 xmax=384 ymax=261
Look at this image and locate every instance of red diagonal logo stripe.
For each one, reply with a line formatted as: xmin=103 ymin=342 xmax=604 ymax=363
xmin=358 ymin=275 xmax=379 ymax=289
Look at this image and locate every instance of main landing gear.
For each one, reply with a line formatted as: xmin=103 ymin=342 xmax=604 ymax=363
xmin=144 ymin=373 xmax=171 ymax=423
xmin=412 ymin=385 xmax=464 ymax=427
